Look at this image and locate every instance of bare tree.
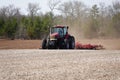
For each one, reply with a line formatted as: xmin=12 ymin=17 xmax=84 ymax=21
xmin=0 ymin=5 xmax=20 ymax=18
xmin=27 ymin=3 xmax=40 ymax=17
xmin=58 ymin=1 xmax=75 ymax=26
xmin=48 ymin=0 xmax=61 ymax=12
xmin=47 ymin=0 xmax=61 ymax=26
xmin=74 ymin=1 xmax=86 ymax=18
xmin=58 ymin=1 xmax=86 ymax=20
xmin=0 ymin=7 xmax=8 ymax=18
xmin=58 ymin=1 xmax=74 ymax=18
xmin=111 ymin=1 xmax=120 ymax=36
xmin=98 ymin=3 xmax=108 ymax=37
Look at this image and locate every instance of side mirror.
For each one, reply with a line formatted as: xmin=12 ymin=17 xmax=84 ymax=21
xmin=67 ymin=26 xmax=69 ymax=29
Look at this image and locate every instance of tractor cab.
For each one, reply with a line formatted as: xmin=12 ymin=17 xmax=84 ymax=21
xmin=50 ymin=26 xmax=68 ymax=38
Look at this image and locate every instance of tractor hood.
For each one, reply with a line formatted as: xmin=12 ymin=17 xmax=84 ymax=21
xmin=50 ymin=33 xmax=59 ymax=40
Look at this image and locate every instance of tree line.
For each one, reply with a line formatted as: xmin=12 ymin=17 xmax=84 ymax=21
xmin=0 ymin=0 xmax=120 ymax=39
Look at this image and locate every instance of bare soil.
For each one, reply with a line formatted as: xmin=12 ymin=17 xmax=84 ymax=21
xmin=0 ymin=50 xmax=120 ymax=80
xmin=0 ymin=39 xmax=41 ymax=49
xmin=0 ymin=39 xmax=120 ymax=50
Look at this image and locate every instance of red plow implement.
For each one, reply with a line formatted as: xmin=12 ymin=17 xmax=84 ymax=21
xmin=75 ymin=42 xmax=104 ymax=50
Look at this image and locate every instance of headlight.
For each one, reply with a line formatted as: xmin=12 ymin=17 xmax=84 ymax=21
xmin=50 ymin=36 xmax=57 ymax=40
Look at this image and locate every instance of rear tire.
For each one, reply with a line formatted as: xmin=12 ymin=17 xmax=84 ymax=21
xmin=69 ymin=36 xmax=75 ymax=49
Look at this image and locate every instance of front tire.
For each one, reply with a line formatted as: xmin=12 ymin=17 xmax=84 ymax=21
xmin=42 ymin=39 xmax=47 ymax=49
xmin=66 ymin=41 xmax=70 ymax=49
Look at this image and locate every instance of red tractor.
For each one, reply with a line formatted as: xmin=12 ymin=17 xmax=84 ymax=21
xmin=42 ymin=25 xmax=75 ymax=49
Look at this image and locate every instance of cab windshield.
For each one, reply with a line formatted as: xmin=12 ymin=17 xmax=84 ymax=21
xmin=51 ymin=27 xmax=67 ymax=37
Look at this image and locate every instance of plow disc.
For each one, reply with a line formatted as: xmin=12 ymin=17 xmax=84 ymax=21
xmin=75 ymin=42 xmax=104 ymax=50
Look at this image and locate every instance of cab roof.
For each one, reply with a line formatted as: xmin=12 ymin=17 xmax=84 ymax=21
xmin=53 ymin=25 xmax=69 ymax=28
